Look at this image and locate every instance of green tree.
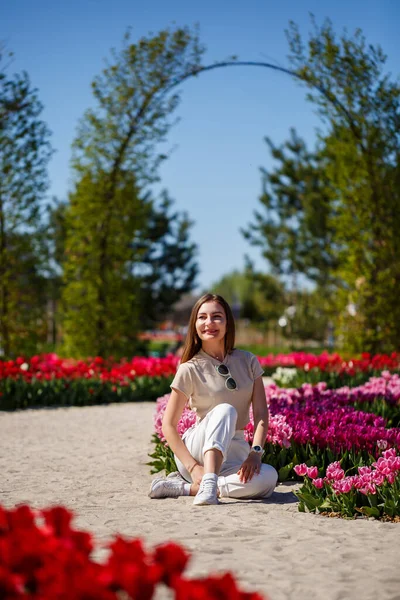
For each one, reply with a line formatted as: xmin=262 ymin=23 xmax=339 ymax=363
xmin=210 ymin=265 xmax=284 ymax=326
xmin=0 ymin=53 xmax=52 ymax=356
xmin=62 ymin=174 xmax=197 ymax=358
xmin=4 ymin=230 xmax=52 ymax=355
xmin=243 ymin=128 xmax=338 ymax=291
xmin=62 ymin=26 xmax=203 ymax=357
xmin=286 ymin=18 xmax=400 ymax=352
xmin=210 ymin=269 xmax=252 ymax=311
xmin=280 ymin=288 xmax=331 ymax=344
xmin=243 ymin=19 xmax=400 ymax=352
xmin=132 ymin=191 xmax=198 ymax=330
xmin=41 ymin=199 xmax=68 ymax=349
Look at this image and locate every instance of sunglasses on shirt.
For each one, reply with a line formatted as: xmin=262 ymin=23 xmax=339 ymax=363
xmin=215 ymin=363 xmax=238 ymax=391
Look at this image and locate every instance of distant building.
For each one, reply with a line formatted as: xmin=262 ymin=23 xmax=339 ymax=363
xmin=166 ymin=294 xmax=198 ymax=326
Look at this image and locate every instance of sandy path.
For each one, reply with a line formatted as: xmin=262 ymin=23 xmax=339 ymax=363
xmin=1 ymin=403 xmax=399 ymax=600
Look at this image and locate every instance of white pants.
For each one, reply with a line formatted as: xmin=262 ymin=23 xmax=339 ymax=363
xmin=175 ymin=403 xmax=278 ymax=499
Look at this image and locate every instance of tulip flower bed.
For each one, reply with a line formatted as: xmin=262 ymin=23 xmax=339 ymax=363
xmin=0 ymin=504 xmax=265 ymax=599
xmin=264 ymin=352 xmax=400 ymax=389
xmin=0 ymin=354 xmax=180 ymax=410
xmin=259 ymin=351 xmax=400 ymax=374
xmin=150 ymin=374 xmax=400 ymax=477
xmin=261 ymin=351 xmax=400 ymax=389
xmin=149 ymin=373 xmax=400 ymax=520
xmin=294 ymin=448 xmax=400 ymax=520
xmin=1 ymin=351 xmax=400 ymax=411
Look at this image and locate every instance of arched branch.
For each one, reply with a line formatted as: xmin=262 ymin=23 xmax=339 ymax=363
xmin=162 ymin=60 xmax=365 ymax=152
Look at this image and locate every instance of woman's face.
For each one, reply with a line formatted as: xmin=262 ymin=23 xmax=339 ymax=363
xmin=195 ymin=301 xmax=227 ymax=344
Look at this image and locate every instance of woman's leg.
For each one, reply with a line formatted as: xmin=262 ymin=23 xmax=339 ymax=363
xmin=203 ymin=448 xmax=224 ymax=474
xmin=218 ymin=463 xmax=278 ymax=499
xmin=216 ymin=433 xmax=278 ymax=499
xmin=176 ymin=403 xmax=238 ymax=505
xmin=152 ymin=406 xmax=278 ymax=501
xmin=176 ymin=403 xmax=238 ymax=480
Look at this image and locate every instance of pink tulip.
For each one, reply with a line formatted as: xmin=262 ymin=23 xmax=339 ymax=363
xmin=382 ymin=448 xmax=397 ymax=460
xmin=387 ymin=472 xmax=396 ymax=484
xmin=332 ymin=478 xmax=353 ymax=494
xmin=359 ymin=482 xmax=377 ymax=495
xmin=312 ymin=478 xmax=324 ymax=489
xmin=358 ymin=466 xmax=372 ymax=476
xmin=294 ymin=464 xmax=308 ymax=477
xmin=374 ymin=458 xmax=393 ymax=476
xmin=372 ymin=472 xmax=385 ymax=486
xmin=307 ymin=466 xmax=318 ymax=479
xmin=326 ymin=463 xmax=345 ymax=481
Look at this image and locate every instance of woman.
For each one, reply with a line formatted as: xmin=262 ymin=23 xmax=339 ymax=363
xmin=149 ymin=293 xmax=278 ymax=505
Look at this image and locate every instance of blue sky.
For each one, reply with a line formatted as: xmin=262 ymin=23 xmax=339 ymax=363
xmin=2 ymin=0 xmax=399 ymax=291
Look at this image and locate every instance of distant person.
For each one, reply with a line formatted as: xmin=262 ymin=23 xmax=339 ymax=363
xmin=149 ymin=293 xmax=278 ymax=505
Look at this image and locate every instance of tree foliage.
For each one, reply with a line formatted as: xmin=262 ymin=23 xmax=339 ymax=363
xmin=288 ymin=18 xmax=400 ymax=352
xmin=62 ymin=27 xmax=202 ymax=357
xmin=0 ymin=52 xmax=52 ymax=356
xmin=281 ymin=288 xmax=331 ymax=343
xmin=243 ymin=128 xmax=338 ymax=290
xmin=71 ymin=26 xmax=204 ymax=183
xmin=210 ymin=265 xmax=284 ymax=326
xmin=245 ymin=18 xmax=400 ymax=352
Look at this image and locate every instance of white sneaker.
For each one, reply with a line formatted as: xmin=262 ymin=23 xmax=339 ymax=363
xmin=193 ymin=474 xmax=219 ymax=506
xmin=166 ymin=471 xmax=186 ymax=482
xmin=148 ymin=476 xmax=185 ymax=499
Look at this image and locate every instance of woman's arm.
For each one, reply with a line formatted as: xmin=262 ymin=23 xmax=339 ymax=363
xmin=237 ymin=376 xmax=269 ymax=483
xmin=162 ymin=388 xmax=199 ymax=475
xmin=251 ymin=376 xmax=269 ymax=447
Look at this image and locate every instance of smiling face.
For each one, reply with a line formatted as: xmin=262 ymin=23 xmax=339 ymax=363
xmin=195 ymin=301 xmax=227 ymax=344
xmin=179 ymin=293 xmax=236 ymax=363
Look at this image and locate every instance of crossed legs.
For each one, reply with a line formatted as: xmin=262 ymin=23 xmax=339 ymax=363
xmin=175 ymin=403 xmax=278 ymax=500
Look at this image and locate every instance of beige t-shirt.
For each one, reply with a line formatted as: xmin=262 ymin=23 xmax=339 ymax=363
xmin=170 ymin=348 xmax=264 ymax=430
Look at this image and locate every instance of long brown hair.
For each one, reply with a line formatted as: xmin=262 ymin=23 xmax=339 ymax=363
xmin=180 ymin=293 xmax=235 ymax=364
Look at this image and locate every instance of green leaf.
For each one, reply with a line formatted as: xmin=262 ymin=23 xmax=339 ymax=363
xmin=319 ymin=499 xmax=333 ymax=510
xmin=295 ymin=491 xmax=323 ymax=511
xmin=355 ymin=506 xmax=380 ymax=518
xmin=278 ymin=462 xmax=293 ymax=482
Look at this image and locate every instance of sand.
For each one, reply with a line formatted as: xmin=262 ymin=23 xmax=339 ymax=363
xmin=1 ymin=402 xmax=399 ymax=600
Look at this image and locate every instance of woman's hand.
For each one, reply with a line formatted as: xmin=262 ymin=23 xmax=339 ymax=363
xmin=237 ymin=452 xmax=262 ymax=483
xmin=190 ymin=464 xmax=204 ymax=486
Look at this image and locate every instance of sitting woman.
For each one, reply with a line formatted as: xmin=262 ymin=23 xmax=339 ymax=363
xmin=149 ymin=293 xmax=278 ymax=505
